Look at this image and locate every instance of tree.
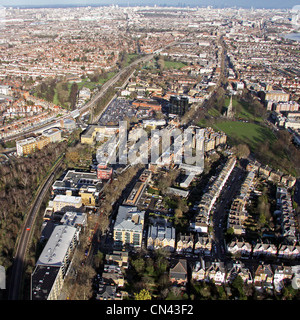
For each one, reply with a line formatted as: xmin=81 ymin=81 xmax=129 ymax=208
xmin=145 ymin=258 xmax=155 ymax=276
xmin=69 ymin=82 xmax=78 ymax=110
xmin=231 ymin=275 xmax=247 ymax=299
xmin=134 ymin=289 xmax=152 ymax=300
xmin=93 ymin=251 xmax=103 ymax=270
xmin=217 ymin=285 xmax=227 ymax=300
xmin=131 ymin=257 xmax=145 ymax=274
xmin=56 ymin=81 xmax=70 ymax=108
xmin=65 ymin=149 xmax=80 ymax=166
xmin=235 ymin=144 xmax=250 ymax=159
xmin=174 ymin=208 xmax=183 ymax=219
xmin=98 ymin=213 xmax=109 ymax=234
xmin=282 ymin=284 xmax=298 ymax=300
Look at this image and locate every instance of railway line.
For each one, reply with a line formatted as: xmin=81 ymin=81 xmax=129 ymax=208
xmin=8 ymin=155 xmax=64 ymax=300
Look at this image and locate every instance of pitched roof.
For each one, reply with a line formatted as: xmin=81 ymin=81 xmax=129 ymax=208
xmin=170 ymin=259 xmax=188 ymax=280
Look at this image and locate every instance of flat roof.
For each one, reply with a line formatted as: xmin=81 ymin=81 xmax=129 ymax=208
xmin=53 ymin=170 xmax=102 ymax=191
xmin=31 ymin=265 xmax=60 ymax=300
xmin=16 ymin=136 xmax=36 ymax=146
xmin=43 ymin=127 xmax=61 ymax=136
xmin=37 ymin=225 xmax=77 ymax=267
xmin=53 ymin=194 xmax=82 ymax=204
xmin=60 ymin=211 xmax=87 ymax=227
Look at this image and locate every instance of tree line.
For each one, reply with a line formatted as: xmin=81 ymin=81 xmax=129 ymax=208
xmin=35 ymin=78 xmax=78 ymax=110
xmin=0 ymin=141 xmax=67 ymax=276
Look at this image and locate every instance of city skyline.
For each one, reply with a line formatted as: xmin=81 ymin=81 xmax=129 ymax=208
xmin=0 ymin=0 xmax=300 ymax=9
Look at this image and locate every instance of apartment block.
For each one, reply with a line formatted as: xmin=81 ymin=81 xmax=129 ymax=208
xmin=16 ymin=128 xmax=61 ymax=156
xmin=113 ymin=206 xmax=145 ymax=249
xmin=31 ymin=225 xmax=79 ymax=300
xmin=52 ymin=169 xmax=103 ymax=208
xmin=52 ymin=194 xmax=82 ymax=213
xmin=97 ymin=164 xmax=113 ymax=180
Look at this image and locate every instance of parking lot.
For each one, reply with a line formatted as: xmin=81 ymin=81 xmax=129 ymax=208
xmin=98 ymin=98 xmax=136 ymax=125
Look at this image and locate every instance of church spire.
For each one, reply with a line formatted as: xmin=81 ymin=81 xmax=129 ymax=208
xmin=226 ymin=95 xmax=234 ymax=118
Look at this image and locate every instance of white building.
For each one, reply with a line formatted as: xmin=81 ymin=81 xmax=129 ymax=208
xmin=0 ymin=85 xmax=11 ymax=96
xmin=52 ymin=194 xmax=82 ymax=213
xmin=36 ymin=225 xmax=79 ymax=272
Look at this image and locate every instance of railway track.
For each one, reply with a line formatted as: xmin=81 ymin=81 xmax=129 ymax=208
xmin=8 ymin=155 xmax=64 ymax=300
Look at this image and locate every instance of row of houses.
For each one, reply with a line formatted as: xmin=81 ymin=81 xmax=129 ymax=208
xmin=246 ymin=161 xmax=296 ymax=188
xmin=227 ymin=239 xmax=300 ymax=260
xmin=96 ymin=250 xmax=131 ymax=300
xmin=147 ymin=222 xmax=212 ymax=255
xmin=227 ymin=169 xmax=256 ymax=235
xmin=275 ymin=187 xmax=299 ymax=245
xmin=193 ymin=156 xmax=237 ymax=233
xmin=192 ymin=259 xmax=300 ymax=292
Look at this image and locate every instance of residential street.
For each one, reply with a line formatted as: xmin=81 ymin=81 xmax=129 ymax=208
xmin=211 ymin=166 xmax=245 ymax=261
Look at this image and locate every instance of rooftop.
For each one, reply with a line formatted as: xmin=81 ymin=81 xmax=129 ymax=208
xmin=53 ymin=170 xmax=103 ymax=192
xmin=37 ymin=225 xmax=77 ymax=267
xmin=31 ymin=265 xmax=61 ymax=300
xmin=114 ymin=205 xmax=145 ymax=232
xmin=53 ymin=194 xmax=82 ymax=204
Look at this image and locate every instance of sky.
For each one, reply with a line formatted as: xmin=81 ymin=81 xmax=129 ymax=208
xmin=0 ymin=0 xmax=299 ymax=9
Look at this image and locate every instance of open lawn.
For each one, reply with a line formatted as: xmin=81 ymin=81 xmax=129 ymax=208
xmin=164 ymin=60 xmax=186 ymax=69
xmin=224 ymin=96 xmax=263 ymax=122
xmin=209 ymin=119 xmax=299 ymax=176
xmin=71 ymin=72 xmax=117 ymax=91
xmin=212 ymin=120 xmax=276 ymax=151
xmin=208 ymin=107 xmax=221 ymax=117
xmin=126 ymin=53 xmax=139 ymax=66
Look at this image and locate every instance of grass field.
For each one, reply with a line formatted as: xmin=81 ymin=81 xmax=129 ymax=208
xmin=73 ymin=72 xmax=117 ymax=91
xmin=126 ymin=53 xmax=139 ymax=67
xmin=208 ymin=107 xmax=221 ymax=117
xmin=224 ymin=96 xmax=263 ymax=122
xmin=164 ymin=60 xmax=186 ymax=69
xmin=212 ymin=120 xmax=276 ymax=151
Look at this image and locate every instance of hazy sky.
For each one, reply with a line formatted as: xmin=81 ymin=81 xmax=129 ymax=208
xmin=0 ymin=0 xmax=299 ymax=9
